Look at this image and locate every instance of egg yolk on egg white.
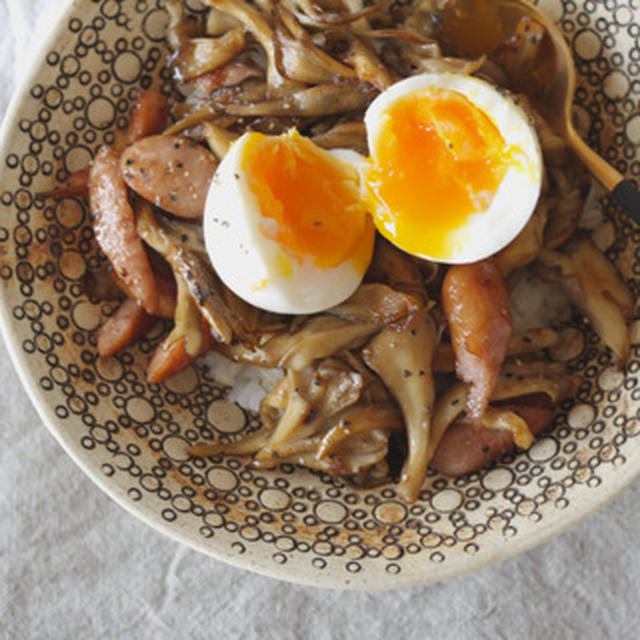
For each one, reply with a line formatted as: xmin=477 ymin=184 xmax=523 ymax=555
xmin=204 ymin=129 xmax=374 ymax=314
xmin=367 ymin=87 xmax=511 ymax=257
xmin=365 ymin=73 xmax=542 ymax=263
xmin=242 ymin=132 xmax=370 ymax=271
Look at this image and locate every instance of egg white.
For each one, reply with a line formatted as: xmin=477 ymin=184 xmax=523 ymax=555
xmin=203 ymin=133 xmax=373 ymax=314
xmin=364 ymin=72 xmax=543 ymax=264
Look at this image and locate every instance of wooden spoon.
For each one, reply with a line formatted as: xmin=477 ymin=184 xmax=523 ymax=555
xmin=495 ymin=0 xmax=640 ymax=219
xmin=443 ymin=0 xmax=639 ymax=218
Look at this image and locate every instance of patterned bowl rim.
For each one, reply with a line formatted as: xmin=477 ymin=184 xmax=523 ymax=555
xmin=1 ymin=0 xmax=639 ymax=590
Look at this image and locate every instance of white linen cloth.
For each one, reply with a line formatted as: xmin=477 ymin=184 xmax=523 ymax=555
xmin=1 ymin=1 xmax=640 ymax=638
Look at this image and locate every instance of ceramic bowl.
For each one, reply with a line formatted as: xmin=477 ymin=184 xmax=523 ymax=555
xmin=1 ymin=0 xmax=639 ymax=589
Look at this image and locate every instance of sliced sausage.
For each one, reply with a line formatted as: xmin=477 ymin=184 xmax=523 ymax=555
xmin=431 ymin=400 xmax=554 ymax=476
xmin=121 ymin=135 xmax=217 ymax=219
xmin=89 ymin=145 xmax=157 ymax=314
xmin=147 ymin=319 xmax=215 ymax=383
xmin=125 ymin=90 xmax=171 ymax=145
xmin=442 ymin=259 xmax=512 ymax=424
xmin=97 ymin=298 xmax=154 ymax=358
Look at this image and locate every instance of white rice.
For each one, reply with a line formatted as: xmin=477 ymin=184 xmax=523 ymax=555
xmin=509 ymin=270 xmax=572 ymax=334
xmin=201 ymin=351 xmax=284 ymax=412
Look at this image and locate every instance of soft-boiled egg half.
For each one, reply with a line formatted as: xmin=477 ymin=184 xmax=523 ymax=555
xmin=204 ymin=129 xmax=374 ymax=314
xmin=204 ymin=72 xmax=542 ymax=314
xmin=364 ymin=73 xmax=542 ymax=263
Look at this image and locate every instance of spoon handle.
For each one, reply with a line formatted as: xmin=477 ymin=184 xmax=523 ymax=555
xmin=611 ymin=180 xmax=640 ymax=225
xmin=567 ymin=126 xmax=640 ymax=224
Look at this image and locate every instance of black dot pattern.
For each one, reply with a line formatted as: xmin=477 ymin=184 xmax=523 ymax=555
xmin=0 ymin=0 xmax=639 ymax=588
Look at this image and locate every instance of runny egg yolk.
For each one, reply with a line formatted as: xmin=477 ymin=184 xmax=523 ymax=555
xmin=242 ymin=130 xmax=370 ymax=270
xmin=366 ymin=87 xmax=519 ymax=261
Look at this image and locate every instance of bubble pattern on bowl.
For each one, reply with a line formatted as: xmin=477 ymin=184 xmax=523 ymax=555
xmin=0 ymin=0 xmax=639 ymax=588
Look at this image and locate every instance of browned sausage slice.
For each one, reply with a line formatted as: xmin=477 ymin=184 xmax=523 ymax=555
xmin=97 ymin=298 xmax=154 ymax=358
xmin=442 ymin=259 xmax=512 ymax=424
xmin=125 ymin=90 xmax=171 ymax=145
xmin=191 ymin=61 xmax=262 ymax=95
xmin=147 ymin=319 xmax=215 ymax=383
xmin=121 ymin=135 xmax=217 ymax=219
xmin=89 ymin=145 xmax=157 ymax=314
xmin=431 ymin=401 xmax=553 ymax=476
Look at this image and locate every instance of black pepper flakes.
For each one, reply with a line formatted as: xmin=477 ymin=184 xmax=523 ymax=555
xmin=193 ymin=285 xmax=205 ymax=304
